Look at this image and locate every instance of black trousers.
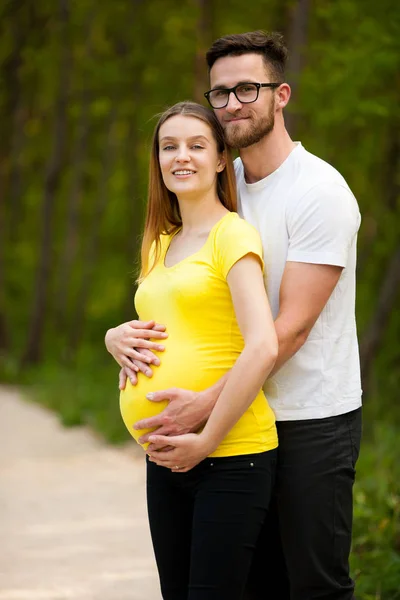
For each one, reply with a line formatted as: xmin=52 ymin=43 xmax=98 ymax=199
xmin=146 ymin=449 xmax=277 ymax=600
xmin=245 ymin=407 xmax=362 ymax=600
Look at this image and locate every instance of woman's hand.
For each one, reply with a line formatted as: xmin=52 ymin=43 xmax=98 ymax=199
xmin=147 ymin=433 xmax=214 ymax=473
xmin=105 ymin=320 xmax=168 ymax=372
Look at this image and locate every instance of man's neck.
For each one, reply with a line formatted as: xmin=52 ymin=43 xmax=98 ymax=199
xmin=239 ymin=126 xmax=297 ymax=184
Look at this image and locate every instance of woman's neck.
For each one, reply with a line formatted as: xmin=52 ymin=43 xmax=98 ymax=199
xmin=177 ymin=192 xmax=228 ymax=235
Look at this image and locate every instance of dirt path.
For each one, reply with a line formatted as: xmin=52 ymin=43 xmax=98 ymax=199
xmin=0 ymin=386 xmax=162 ymax=600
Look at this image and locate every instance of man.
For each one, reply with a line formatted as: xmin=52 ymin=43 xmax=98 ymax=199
xmin=106 ymin=31 xmax=362 ymax=600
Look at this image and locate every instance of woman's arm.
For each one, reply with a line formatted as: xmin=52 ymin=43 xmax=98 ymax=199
xmin=105 ymin=320 xmax=168 ymax=375
xmin=148 ymin=254 xmax=277 ymax=470
xmin=199 ymin=254 xmax=277 ymax=448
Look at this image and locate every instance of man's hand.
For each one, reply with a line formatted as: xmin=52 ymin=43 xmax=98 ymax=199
xmin=105 ymin=319 xmax=167 ymax=372
xmin=134 ymin=387 xmax=212 ymax=452
xmin=147 ymin=433 xmax=212 ymax=472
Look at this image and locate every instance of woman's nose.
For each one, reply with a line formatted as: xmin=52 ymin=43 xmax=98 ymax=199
xmin=176 ymin=146 xmax=190 ymax=161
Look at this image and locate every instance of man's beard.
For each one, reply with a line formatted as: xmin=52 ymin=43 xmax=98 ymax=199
xmin=222 ymin=102 xmax=275 ymax=149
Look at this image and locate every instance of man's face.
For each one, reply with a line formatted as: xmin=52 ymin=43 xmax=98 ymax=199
xmin=209 ymin=53 xmax=276 ymax=149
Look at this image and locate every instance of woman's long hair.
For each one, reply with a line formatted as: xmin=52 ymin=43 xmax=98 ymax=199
xmin=139 ymin=101 xmax=237 ymax=280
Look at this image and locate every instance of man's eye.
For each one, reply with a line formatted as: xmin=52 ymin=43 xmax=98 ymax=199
xmin=214 ymin=90 xmax=227 ymax=98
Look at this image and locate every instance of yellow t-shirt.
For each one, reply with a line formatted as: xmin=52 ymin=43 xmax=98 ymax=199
xmin=120 ymin=212 xmax=278 ymax=457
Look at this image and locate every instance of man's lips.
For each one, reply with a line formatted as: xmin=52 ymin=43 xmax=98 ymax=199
xmin=224 ymin=116 xmax=249 ymax=123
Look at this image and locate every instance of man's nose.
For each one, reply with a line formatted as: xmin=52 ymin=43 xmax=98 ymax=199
xmin=226 ymin=91 xmax=242 ymax=112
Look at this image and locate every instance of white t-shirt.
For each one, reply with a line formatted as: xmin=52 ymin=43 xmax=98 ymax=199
xmin=235 ymin=142 xmax=362 ymax=421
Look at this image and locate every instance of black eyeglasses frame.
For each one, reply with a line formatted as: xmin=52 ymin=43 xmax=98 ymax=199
xmin=204 ymin=82 xmax=282 ymax=108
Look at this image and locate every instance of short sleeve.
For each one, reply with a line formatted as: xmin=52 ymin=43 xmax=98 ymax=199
xmin=213 ymin=214 xmax=264 ymax=279
xmin=287 ymin=183 xmax=361 ymax=267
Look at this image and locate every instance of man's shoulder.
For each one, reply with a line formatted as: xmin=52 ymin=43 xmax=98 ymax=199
xmin=234 ymin=145 xmax=352 ymax=191
xmin=295 ymin=145 xmax=351 ymax=191
xmin=234 ymin=156 xmax=243 ymax=178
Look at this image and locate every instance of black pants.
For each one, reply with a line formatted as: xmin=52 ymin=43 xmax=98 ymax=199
xmin=146 ymin=449 xmax=277 ymax=600
xmin=245 ymin=408 xmax=362 ymax=600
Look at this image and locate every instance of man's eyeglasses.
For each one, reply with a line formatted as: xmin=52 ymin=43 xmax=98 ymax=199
xmin=204 ymin=82 xmax=281 ymax=109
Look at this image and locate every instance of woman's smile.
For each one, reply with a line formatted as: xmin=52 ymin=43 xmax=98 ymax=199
xmin=172 ymin=169 xmax=197 ymax=179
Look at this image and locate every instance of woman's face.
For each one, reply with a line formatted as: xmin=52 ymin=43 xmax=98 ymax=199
xmin=158 ymin=115 xmax=224 ymax=199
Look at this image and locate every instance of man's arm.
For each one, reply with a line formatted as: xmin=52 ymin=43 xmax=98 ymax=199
xmin=271 ymin=261 xmax=343 ymax=375
xmin=135 ymin=374 xmax=229 ymax=443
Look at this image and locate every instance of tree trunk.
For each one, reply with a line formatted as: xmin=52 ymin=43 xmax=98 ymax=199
xmin=21 ymin=0 xmax=70 ymax=366
xmin=0 ymin=193 xmax=7 ymax=353
xmin=285 ymin=0 xmax=311 ymax=138
xmin=54 ymin=26 xmax=92 ymax=330
xmin=360 ymin=246 xmax=400 ymax=392
xmin=123 ymin=121 xmax=142 ymax=321
xmin=67 ymin=106 xmax=118 ymax=356
xmin=0 ymin=2 xmax=29 ymax=353
xmin=193 ymin=0 xmax=214 ymax=103
xmin=359 ymin=118 xmax=400 ymax=393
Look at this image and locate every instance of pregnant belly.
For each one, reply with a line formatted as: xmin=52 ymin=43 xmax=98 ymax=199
xmin=120 ymin=380 xmax=169 ymax=448
xmin=120 ymin=350 xmax=226 ymax=448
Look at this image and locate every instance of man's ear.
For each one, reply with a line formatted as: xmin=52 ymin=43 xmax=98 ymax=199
xmin=276 ymin=83 xmax=291 ymax=110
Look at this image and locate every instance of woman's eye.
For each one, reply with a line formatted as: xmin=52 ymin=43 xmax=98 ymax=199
xmin=192 ymin=145 xmax=204 ymax=150
xmin=162 ymin=145 xmax=175 ymax=151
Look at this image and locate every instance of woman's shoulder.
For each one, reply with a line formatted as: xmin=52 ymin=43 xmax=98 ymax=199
xmin=213 ymin=211 xmax=262 ymax=243
xmin=211 ymin=212 xmax=264 ymax=277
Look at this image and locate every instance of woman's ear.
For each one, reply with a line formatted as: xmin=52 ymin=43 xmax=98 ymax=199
xmin=217 ymin=152 xmax=226 ymax=173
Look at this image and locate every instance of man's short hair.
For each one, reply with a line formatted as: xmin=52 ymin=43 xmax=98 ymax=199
xmin=206 ymin=31 xmax=288 ymax=82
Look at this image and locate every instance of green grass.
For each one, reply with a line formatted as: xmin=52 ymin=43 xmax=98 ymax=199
xmin=351 ymin=421 xmax=400 ymax=599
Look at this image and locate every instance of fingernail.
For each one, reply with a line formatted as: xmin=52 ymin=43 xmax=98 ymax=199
xmin=161 ymin=333 xmax=168 ymax=337
xmin=130 ymin=378 xmax=135 ymax=383
xmin=158 ymin=345 xmax=165 ymax=351
xmin=153 ymin=359 xmax=160 ymax=366
xmin=146 ymin=393 xmax=154 ymax=400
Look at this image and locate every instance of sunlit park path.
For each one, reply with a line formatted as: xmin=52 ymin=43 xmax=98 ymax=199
xmin=0 ymin=386 xmax=162 ymax=600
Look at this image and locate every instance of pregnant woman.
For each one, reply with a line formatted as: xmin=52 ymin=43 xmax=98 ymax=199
xmin=106 ymin=101 xmax=278 ymax=600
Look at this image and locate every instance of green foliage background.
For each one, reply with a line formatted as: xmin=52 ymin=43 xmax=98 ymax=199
xmin=1 ymin=1 xmax=399 ymax=597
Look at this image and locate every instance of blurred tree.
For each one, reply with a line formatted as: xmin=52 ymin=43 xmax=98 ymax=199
xmin=285 ymin=0 xmax=310 ymax=137
xmin=67 ymin=104 xmax=118 ymax=356
xmin=22 ymin=0 xmax=71 ymax=365
xmin=193 ymin=0 xmax=215 ymax=103
xmin=54 ymin=16 xmax=93 ymax=331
